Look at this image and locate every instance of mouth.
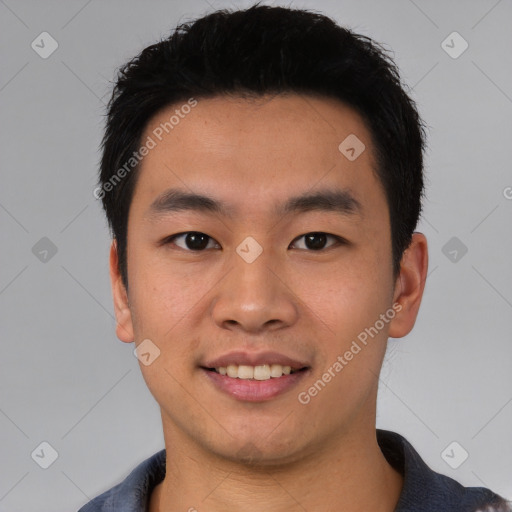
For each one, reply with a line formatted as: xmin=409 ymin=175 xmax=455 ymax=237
xmin=202 ymin=364 xmax=309 ymax=380
xmin=200 ymin=351 xmax=311 ymax=401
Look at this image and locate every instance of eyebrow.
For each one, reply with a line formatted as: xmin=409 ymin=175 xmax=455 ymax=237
xmin=145 ymin=187 xmax=363 ymax=221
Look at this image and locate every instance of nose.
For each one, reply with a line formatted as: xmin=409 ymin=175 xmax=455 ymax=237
xmin=210 ymin=245 xmax=299 ymax=335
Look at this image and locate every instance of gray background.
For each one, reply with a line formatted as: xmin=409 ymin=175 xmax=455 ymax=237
xmin=1 ymin=0 xmax=511 ymax=510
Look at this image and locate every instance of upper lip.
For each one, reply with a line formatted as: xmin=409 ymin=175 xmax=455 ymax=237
xmin=202 ymin=351 xmax=310 ymax=370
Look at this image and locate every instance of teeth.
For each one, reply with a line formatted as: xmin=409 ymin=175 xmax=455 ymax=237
xmin=214 ymin=364 xmax=298 ymax=380
xmin=270 ymin=364 xmax=283 ymax=378
xmin=254 ymin=364 xmax=270 ymax=380
xmin=238 ymin=365 xmax=254 ymax=379
xmin=227 ymin=365 xmax=238 ymax=378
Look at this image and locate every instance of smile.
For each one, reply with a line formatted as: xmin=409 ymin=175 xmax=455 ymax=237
xmin=207 ymin=363 xmax=305 ymax=380
xmin=201 ymin=365 xmax=310 ymax=402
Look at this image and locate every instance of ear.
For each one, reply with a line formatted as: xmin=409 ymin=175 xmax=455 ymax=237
xmin=109 ymin=239 xmax=134 ymax=343
xmin=388 ymin=232 xmax=428 ymax=338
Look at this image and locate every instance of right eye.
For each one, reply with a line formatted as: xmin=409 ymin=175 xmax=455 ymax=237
xmin=162 ymin=232 xmax=220 ymax=251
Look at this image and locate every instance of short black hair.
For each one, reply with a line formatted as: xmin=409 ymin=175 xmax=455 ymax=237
xmin=97 ymin=3 xmax=427 ymax=290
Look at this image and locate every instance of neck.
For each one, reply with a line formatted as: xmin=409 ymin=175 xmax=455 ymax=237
xmin=149 ymin=419 xmax=403 ymax=512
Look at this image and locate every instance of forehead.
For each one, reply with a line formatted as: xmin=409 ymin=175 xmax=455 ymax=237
xmin=131 ymin=94 xmax=386 ymax=223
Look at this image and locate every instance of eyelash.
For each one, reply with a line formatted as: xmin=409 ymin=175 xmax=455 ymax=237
xmin=161 ymin=231 xmax=346 ymax=252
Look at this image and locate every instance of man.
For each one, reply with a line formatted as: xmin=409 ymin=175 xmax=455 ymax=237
xmin=81 ymin=4 xmax=511 ymax=511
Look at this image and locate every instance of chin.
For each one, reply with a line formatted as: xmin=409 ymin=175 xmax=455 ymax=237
xmin=208 ymin=432 xmax=308 ymax=468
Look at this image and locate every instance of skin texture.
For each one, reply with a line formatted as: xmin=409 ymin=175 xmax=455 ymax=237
xmin=110 ymin=94 xmax=428 ymax=512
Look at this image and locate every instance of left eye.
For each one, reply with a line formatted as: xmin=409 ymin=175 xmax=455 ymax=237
xmin=289 ymin=232 xmax=343 ymax=251
xmin=162 ymin=231 xmax=344 ymax=251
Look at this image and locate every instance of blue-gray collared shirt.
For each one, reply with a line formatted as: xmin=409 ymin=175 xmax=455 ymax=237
xmin=78 ymin=429 xmax=511 ymax=511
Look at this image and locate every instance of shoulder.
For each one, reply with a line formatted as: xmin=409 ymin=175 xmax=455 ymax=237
xmin=77 ymin=449 xmax=166 ymax=512
xmin=377 ymin=429 xmax=511 ymax=512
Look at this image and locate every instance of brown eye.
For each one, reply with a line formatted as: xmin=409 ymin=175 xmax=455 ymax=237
xmin=290 ymin=232 xmax=343 ymax=251
xmin=164 ymin=232 xmax=219 ymax=251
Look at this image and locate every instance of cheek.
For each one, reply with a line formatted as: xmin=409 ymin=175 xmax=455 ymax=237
xmin=126 ymin=242 xmax=202 ymax=339
xmin=292 ymin=254 xmax=391 ymax=338
xmin=130 ymin=273 xmax=201 ymax=339
xmin=295 ymin=267 xmax=391 ymax=423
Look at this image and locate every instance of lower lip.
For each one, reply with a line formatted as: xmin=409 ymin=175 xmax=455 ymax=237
xmin=201 ymin=368 xmax=310 ymax=402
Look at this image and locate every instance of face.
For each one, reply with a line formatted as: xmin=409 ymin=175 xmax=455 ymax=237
xmin=111 ymin=94 xmax=424 ymax=464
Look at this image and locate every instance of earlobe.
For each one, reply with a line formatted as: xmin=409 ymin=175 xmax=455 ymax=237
xmin=388 ymin=232 xmax=428 ymax=339
xmin=109 ymin=239 xmax=134 ymax=343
